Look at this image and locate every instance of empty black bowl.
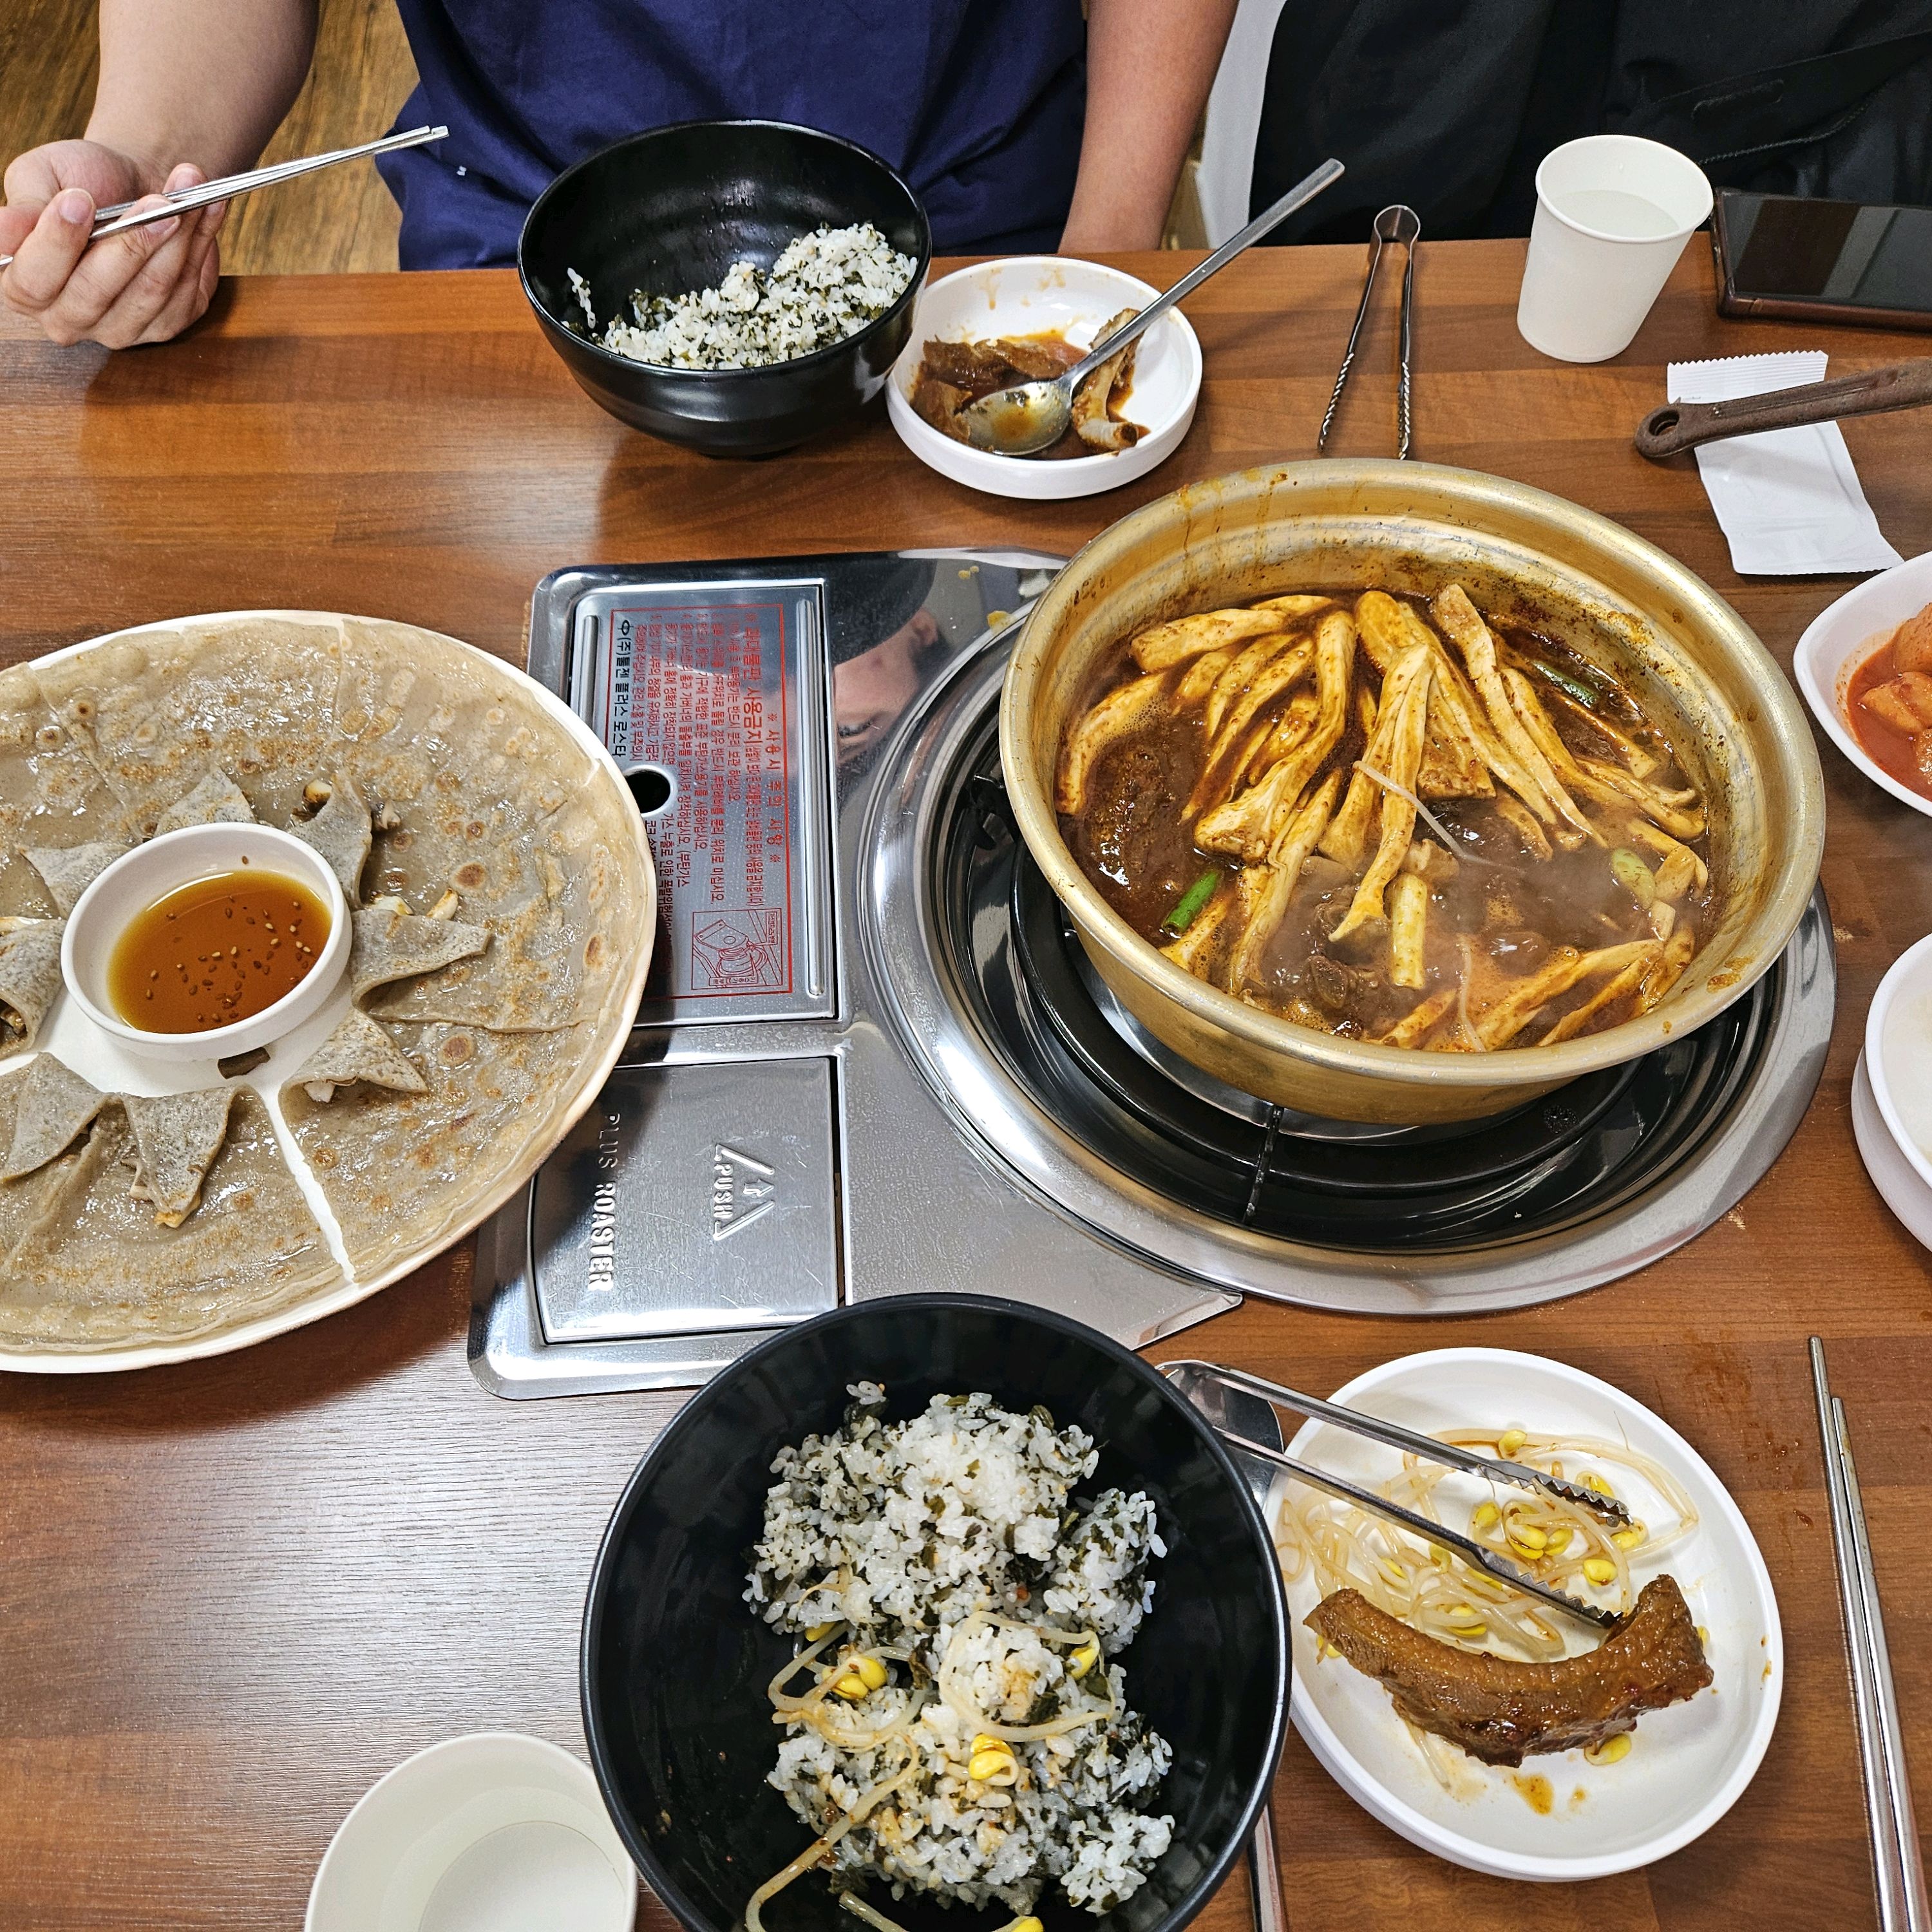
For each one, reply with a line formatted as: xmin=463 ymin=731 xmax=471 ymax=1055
xmin=519 ymin=119 xmax=931 ymax=457
xmin=582 ymin=1294 xmax=1288 ymax=1932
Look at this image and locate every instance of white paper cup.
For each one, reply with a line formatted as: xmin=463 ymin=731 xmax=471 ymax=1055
xmin=1517 ymin=135 xmax=1713 ymax=363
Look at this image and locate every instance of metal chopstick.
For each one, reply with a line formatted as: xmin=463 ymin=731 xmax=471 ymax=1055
xmin=1837 ymin=1398 xmax=1927 ymax=1930
xmin=1165 ymin=1359 xmax=1631 ymax=1525
xmin=1247 ymin=1778 xmax=1286 ymax=1932
xmin=89 ymin=126 xmax=446 ymax=230
xmin=1211 ymin=1419 xmax=1616 ymax=1629
xmin=1318 ymin=203 xmax=1421 ymax=460
xmin=0 ymin=126 xmax=446 ymax=270
xmin=1811 ymin=1338 xmax=1929 ymax=1932
xmin=1079 ymin=157 xmax=1345 ymax=370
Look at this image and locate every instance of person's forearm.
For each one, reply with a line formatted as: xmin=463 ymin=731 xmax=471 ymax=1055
xmin=86 ymin=0 xmax=319 ymax=189
xmin=1060 ymin=0 xmax=1237 ymax=252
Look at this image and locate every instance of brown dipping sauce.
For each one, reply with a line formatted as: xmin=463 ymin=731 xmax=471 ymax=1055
xmin=909 ymin=330 xmax=1138 ymax=460
xmin=1061 ymin=589 xmax=1714 ymax=1046
xmin=109 ymin=870 xmax=329 ymax=1033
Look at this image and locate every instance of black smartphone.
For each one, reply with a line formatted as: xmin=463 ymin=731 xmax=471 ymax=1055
xmin=1712 ymin=188 xmax=1932 ymax=331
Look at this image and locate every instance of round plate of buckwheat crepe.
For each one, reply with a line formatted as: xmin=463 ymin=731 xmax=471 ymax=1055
xmin=0 ymin=612 xmax=655 ymax=1372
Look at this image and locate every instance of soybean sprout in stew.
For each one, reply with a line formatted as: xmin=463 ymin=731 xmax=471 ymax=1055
xmin=1056 ymin=585 xmax=1714 ymax=1051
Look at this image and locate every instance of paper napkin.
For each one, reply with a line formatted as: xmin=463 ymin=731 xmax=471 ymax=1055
xmin=1666 ymin=351 xmax=1903 ymax=576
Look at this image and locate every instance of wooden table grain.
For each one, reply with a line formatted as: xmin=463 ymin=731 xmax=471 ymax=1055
xmin=1 ymin=242 xmax=1927 ymax=1932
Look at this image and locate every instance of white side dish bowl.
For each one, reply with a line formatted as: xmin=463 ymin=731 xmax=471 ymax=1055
xmin=307 ymin=1732 xmax=637 ymax=1932
xmin=1864 ymin=930 xmax=1932 ymax=1198
xmin=1793 ymin=547 xmax=1932 ymax=820
xmin=1278 ymin=1347 xmax=1783 ymax=1882
xmin=886 ymin=257 xmax=1202 ymax=500
xmin=62 ymin=822 xmax=350 ymax=1063
xmin=1851 ymin=1050 xmax=1932 ymax=1251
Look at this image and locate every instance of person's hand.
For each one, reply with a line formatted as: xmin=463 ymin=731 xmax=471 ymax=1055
xmin=1 ymin=140 xmax=227 ymax=347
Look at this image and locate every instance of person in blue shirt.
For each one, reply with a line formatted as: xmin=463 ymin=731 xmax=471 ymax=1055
xmin=1 ymin=0 xmax=1236 ymax=348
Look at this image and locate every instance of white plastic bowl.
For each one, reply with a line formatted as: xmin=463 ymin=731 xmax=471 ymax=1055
xmin=307 ymin=1732 xmax=636 ymax=1932
xmin=1793 ymin=547 xmax=1932 ymax=820
xmin=1278 ymin=1348 xmax=1783 ymax=1882
xmin=61 ymin=821 xmax=350 ymax=1063
xmin=1851 ymin=1049 xmax=1932 ymax=1251
xmin=1864 ymin=929 xmax=1932 ymax=1198
xmin=885 ymin=256 xmax=1201 ymax=500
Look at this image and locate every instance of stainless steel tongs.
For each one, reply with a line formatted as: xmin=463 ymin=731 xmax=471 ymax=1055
xmin=1163 ymin=1359 xmax=1627 ymax=1629
xmin=1318 ymin=204 xmax=1420 ymax=459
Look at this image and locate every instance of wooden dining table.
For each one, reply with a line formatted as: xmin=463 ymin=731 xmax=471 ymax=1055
xmin=1 ymin=238 xmax=1927 ymax=1931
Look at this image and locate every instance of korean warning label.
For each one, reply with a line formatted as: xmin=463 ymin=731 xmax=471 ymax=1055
xmin=604 ymin=597 xmax=795 ymax=1005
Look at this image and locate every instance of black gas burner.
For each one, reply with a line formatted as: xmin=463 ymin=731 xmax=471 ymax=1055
xmin=945 ymin=739 xmax=1777 ymax=1254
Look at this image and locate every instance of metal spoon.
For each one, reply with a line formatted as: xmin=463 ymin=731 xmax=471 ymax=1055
xmin=1173 ymin=1367 xmax=1292 ymax=1932
xmin=957 ymin=157 xmax=1346 ymax=457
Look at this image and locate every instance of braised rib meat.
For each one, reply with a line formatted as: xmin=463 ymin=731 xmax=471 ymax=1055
xmin=909 ymin=328 xmax=1139 ymax=456
xmin=1068 ymin=306 xmax=1142 ymax=451
xmin=1305 ymin=1574 xmax=1712 ymax=1766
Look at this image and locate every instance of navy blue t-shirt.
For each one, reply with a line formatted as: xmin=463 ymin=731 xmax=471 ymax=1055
xmin=375 ymin=0 xmax=1088 ymax=268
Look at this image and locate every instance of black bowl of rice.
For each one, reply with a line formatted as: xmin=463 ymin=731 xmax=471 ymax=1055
xmin=582 ymin=1294 xmax=1288 ymax=1932
xmin=520 ymin=119 xmax=931 ymax=457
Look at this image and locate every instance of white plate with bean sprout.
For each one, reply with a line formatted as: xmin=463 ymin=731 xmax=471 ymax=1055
xmin=1273 ymin=1348 xmax=1781 ymax=1881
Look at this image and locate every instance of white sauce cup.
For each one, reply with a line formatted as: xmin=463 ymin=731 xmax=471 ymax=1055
xmin=61 ymin=822 xmax=350 ymax=1064
xmin=1517 ymin=135 xmax=1713 ymax=363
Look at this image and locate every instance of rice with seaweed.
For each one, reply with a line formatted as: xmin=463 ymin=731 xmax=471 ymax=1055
xmin=570 ymin=223 xmax=914 ymax=371
xmin=744 ymin=1385 xmax=1173 ymax=1925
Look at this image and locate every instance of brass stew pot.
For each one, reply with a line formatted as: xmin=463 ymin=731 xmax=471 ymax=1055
xmin=999 ymin=460 xmax=1825 ymax=1126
